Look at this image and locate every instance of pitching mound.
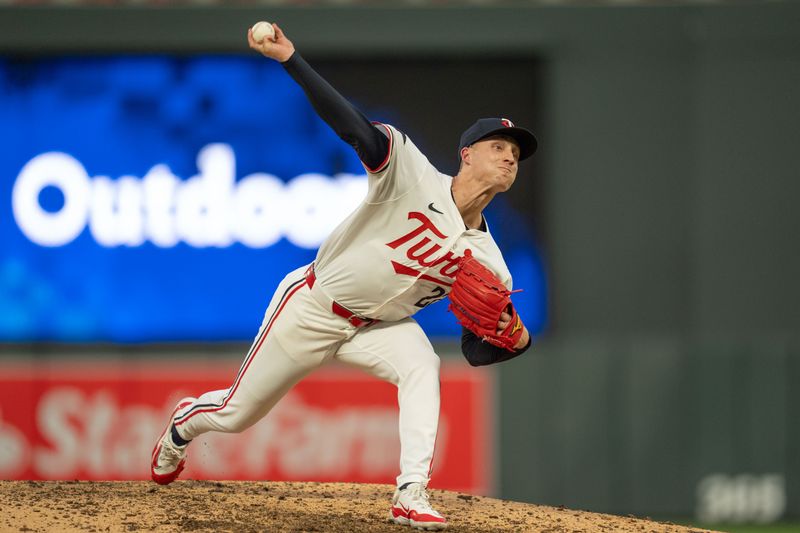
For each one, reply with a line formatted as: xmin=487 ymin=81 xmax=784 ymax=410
xmin=1 ymin=480 xmax=713 ymax=532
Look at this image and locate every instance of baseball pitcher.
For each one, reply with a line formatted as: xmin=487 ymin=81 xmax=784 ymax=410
xmin=151 ymin=22 xmax=538 ymax=531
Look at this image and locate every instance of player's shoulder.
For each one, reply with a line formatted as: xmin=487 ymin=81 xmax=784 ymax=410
xmin=372 ymin=122 xmax=410 ymax=147
xmin=368 ymin=122 xmax=426 ymax=175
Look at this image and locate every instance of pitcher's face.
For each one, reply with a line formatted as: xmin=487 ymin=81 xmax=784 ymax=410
xmin=465 ymin=135 xmax=520 ymax=191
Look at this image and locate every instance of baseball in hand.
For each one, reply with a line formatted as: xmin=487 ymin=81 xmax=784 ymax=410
xmin=251 ymin=21 xmax=276 ymax=43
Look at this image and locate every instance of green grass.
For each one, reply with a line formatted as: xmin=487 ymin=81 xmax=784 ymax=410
xmin=688 ymin=524 xmax=800 ymax=533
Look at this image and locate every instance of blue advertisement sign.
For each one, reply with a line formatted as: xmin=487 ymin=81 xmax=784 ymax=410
xmin=0 ymin=56 xmax=547 ymax=342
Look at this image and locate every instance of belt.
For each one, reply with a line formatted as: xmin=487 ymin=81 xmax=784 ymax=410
xmin=305 ymin=264 xmax=379 ymax=328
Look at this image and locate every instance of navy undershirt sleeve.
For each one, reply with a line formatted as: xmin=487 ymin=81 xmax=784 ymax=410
xmin=282 ymin=52 xmax=390 ymax=170
xmin=460 ymin=326 xmax=532 ymax=366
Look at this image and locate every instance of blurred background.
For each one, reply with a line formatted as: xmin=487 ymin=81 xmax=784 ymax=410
xmin=1 ymin=1 xmax=798 ymax=531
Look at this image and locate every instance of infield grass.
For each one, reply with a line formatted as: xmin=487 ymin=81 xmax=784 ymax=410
xmin=691 ymin=524 xmax=800 ymax=533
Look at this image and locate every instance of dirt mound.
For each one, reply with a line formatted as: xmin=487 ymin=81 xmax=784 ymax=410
xmin=0 ymin=480 xmax=713 ymax=532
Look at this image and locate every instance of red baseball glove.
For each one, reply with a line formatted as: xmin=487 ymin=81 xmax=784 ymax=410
xmin=447 ymin=250 xmax=524 ymax=351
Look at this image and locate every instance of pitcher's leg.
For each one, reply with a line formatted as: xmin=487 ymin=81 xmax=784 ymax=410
xmin=395 ymin=354 xmax=440 ymax=487
xmin=335 ymin=319 xmax=441 ymax=487
xmin=174 ymin=342 xmax=316 ymax=440
xmin=152 ymin=267 xmax=318 ymax=485
xmin=174 ymin=268 xmax=315 ymax=440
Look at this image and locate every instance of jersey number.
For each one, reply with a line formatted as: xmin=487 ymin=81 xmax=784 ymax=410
xmin=414 ymin=287 xmax=446 ymax=309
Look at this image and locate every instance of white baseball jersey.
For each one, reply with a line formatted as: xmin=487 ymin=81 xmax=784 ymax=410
xmin=156 ymin=56 xmax=523 ymax=498
xmin=313 ymin=123 xmax=513 ymax=321
xmin=169 ymin=123 xmax=512 ymax=492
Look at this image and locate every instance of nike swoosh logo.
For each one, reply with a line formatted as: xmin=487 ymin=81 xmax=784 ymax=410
xmin=428 ymin=203 xmax=444 ymax=214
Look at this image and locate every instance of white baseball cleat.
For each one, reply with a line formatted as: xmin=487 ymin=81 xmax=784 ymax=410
xmin=150 ymin=397 xmax=196 ymax=485
xmin=389 ymin=482 xmax=448 ymax=530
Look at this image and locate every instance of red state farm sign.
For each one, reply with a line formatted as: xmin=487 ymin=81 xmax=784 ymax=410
xmin=0 ymin=359 xmax=493 ymax=494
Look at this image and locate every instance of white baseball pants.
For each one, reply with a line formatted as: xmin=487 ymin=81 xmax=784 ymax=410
xmin=173 ymin=264 xmax=441 ymax=487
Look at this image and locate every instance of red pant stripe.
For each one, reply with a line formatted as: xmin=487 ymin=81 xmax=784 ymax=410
xmin=174 ymin=276 xmax=307 ymax=426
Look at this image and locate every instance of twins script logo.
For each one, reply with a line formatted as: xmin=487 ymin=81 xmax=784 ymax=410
xmin=385 ymin=211 xmax=463 ymax=287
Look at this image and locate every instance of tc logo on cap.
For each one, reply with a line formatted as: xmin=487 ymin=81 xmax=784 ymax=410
xmin=501 ymin=118 xmax=514 ymax=128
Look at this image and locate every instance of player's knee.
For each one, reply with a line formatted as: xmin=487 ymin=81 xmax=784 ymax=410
xmin=406 ymin=354 xmax=440 ymax=384
xmin=219 ymin=406 xmax=261 ymax=434
xmin=224 ymin=419 xmax=250 ymax=434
